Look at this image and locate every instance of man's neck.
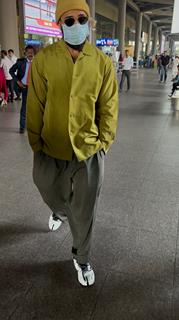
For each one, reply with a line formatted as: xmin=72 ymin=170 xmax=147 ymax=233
xmin=67 ymin=45 xmax=81 ymax=62
xmin=65 ymin=41 xmax=86 ymax=62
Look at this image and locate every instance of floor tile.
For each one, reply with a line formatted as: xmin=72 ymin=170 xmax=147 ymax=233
xmin=92 ymin=225 xmax=176 ymax=285
xmin=92 ymin=272 xmax=173 ymax=320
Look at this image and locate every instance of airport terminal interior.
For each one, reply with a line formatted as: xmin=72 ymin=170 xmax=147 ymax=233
xmin=0 ymin=0 xmax=179 ymax=319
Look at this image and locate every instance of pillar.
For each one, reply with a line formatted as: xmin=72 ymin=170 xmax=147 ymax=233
xmin=87 ymin=0 xmax=96 ymax=45
xmin=112 ymin=23 xmax=116 ymax=39
xmin=171 ymin=39 xmax=175 ymax=56
xmin=134 ymin=12 xmax=143 ymax=60
xmin=0 ymin=0 xmax=19 ymax=56
xmin=152 ymin=26 xmax=158 ymax=55
xmin=173 ymin=39 xmax=176 ymax=55
xmin=146 ymin=21 xmax=152 ymax=56
xmin=17 ymin=0 xmax=25 ymax=57
xmin=159 ymin=30 xmax=163 ymax=54
xmin=117 ymin=0 xmax=127 ymax=56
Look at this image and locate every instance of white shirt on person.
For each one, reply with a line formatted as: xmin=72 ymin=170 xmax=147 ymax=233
xmin=0 ymin=56 xmax=13 ymax=80
xmin=123 ymin=56 xmax=134 ymax=70
xmin=9 ymin=54 xmax=17 ymax=65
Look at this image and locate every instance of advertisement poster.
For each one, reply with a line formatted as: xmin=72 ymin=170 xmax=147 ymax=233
xmin=24 ymin=0 xmax=62 ymax=37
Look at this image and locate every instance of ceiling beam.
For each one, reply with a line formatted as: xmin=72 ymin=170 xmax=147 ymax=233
xmin=141 ymin=5 xmax=173 ymax=13
xmin=126 ymin=0 xmax=173 ymax=31
xmin=157 ymin=22 xmax=172 ymax=25
xmin=127 ymin=0 xmax=140 ymax=12
xmin=148 ymin=11 xmax=173 ymax=17
xmin=150 ymin=16 xmax=172 ymax=21
xmin=134 ymin=0 xmax=173 ymax=4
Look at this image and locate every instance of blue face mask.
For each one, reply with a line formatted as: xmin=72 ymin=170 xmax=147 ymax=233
xmin=62 ymin=22 xmax=89 ymax=46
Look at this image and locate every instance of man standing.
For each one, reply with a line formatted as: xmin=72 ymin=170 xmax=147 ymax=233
xmin=10 ymin=45 xmax=35 ymax=133
xmin=120 ymin=50 xmax=133 ymax=91
xmin=26 ymin=0 xmax=118 ymax=287
xmin=1 ymin=50 xmax=14 ymax=102
xmin=160 ymin=51 xmax=170 ymax=83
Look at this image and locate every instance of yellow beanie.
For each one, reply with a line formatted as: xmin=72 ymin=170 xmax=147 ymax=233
xmin=56 ymin=0 xmax=90 ymax=23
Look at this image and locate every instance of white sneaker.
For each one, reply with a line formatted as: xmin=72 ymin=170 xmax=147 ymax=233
xmin=73 ymin=259 xmax=95 ymax=286
xmin=49 ymin=213 xmax=62 ymax=231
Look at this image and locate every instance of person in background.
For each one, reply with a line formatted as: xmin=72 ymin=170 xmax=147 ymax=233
xmin=8 ymin=49 xmax=21 ymax=101
xmin=138 ymin=56 xmax=144 ymax=68
xmin=120 ymin=50 xmax=133 ymax=91
xmin=168 ymin=64 xmax=179 ymax=97
xmin=118 ymin=53 xmax=123 ymax=71
xmin=157 ymin=55 xmax=162 ymax=75
xmin=8 ymin=49 xmax=17 ymax=65
xmin=159 ymin=51 xmax=170 ymax=83
xmin=172 ymin=56 xmax=179 ymax=79
xmin=151 ymin=55 xmax=155 ymax=68
xmin=0 ymin=67 xmax=8 ymax=107
xmin=10 ymin=45 xmax=35 ymax=133
xmin=1 ymin=50 xmax=14 ymax=102
xmin=26 ymin=0 xmax=118 ymax=287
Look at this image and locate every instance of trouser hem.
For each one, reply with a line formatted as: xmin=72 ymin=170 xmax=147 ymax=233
xmin=73 ymin=254 xmax=89 ymax=265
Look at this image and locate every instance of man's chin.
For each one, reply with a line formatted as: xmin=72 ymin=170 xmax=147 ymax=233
xmin=65 ymin=41 xmax=86 ymax=51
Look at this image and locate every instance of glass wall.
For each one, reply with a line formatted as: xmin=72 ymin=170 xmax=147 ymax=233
xmin=96 ymin=13 xmax=117 ymax=39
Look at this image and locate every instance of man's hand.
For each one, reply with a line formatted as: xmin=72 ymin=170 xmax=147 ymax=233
xmin=17 ymin=80 xmax=26 ymax=89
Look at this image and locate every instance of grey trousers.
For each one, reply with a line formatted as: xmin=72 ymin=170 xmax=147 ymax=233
xmin=33 ymin=151 xmax=104 ymax=264
xmin=120 ymin=70 xmax=131 ymax=90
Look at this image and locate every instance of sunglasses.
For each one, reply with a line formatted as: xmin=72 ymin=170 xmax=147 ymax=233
xmin=63 ymin=16 xmax=88 ymax=27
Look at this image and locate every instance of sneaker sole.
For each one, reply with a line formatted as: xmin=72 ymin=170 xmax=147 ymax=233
xmin=49 ymin=215 xmax=62 ymax=231
xmin=73 ymin=259 xmax=95 ymax=287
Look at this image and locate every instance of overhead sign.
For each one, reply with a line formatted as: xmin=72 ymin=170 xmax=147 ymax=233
xmin=25 ymin=39 xmax=43 ymax=46
xmin=172 ymin=0 xmax=179 ymax=34
xmin=24 ymin=0 xmax=62 ymax=37
xmin=96 ymin=38 xmax=119 ymax=47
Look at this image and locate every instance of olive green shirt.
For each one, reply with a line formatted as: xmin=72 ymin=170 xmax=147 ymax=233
xmin=27 ymin=40 xmax=118 ymax=161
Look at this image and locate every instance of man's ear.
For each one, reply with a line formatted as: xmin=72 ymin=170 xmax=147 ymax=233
xmin=58 ymin=20 xmax=63 ymax=30
xmin=89 ymin=18 xmax=96 ymax=30
xmin=58 ymin=22 xmax=64 ymax=37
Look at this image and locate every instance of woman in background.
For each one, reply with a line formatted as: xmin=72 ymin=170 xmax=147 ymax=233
xmin=0 ymin=67 xmax=8 ymax=107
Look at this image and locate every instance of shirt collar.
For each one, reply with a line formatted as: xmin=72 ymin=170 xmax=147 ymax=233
xmin=58 ymin=39 xmax=94 ymax=57
xmin=26 ymin=58 xmax=33 ymax=63
xmin=82 ymin=41 xmax=94 ymax=56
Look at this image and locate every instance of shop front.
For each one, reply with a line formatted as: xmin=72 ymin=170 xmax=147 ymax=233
xmin=96 ymin=38 xmax=120 ymax=71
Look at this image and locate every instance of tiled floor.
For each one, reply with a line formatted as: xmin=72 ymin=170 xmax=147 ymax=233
xmin=0 ymin=69 xmax=179 ymax=320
